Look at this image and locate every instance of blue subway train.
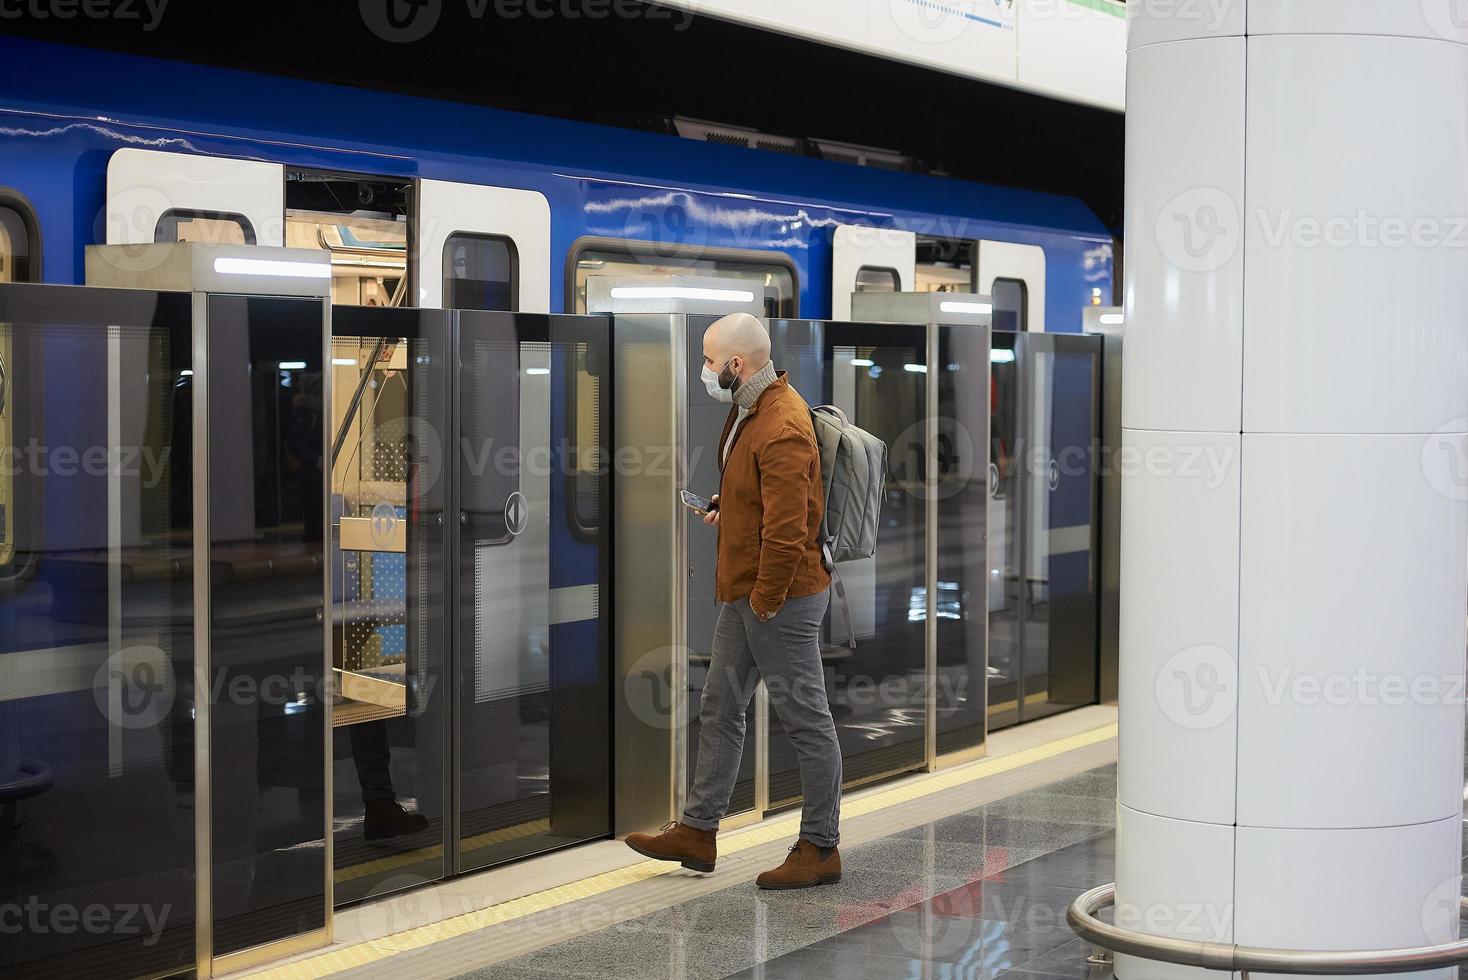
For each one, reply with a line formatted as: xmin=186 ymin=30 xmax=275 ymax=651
xmin=0 ymin=37 xmax=1113 ymax=318
xmin=0 ymin=32 xmax=1114 ymax=976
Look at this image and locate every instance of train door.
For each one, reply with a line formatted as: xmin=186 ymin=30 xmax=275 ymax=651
xmin=830 ymin=224 xmax=915 ymax=320
xmin=414 ymin=180 xmax=550 ymax=312
xmin=105 ymin=148 xmax=283 ymax=247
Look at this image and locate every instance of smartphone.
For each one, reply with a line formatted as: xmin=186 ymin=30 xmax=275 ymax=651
xmin=680 ymin=490 xmax=716 ymax=515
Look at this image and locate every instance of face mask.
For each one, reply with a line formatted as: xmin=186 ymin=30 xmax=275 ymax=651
xmin=702 ymin=357 xmax=738 ymax=403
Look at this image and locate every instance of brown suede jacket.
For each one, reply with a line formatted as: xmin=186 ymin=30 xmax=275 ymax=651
xmin=715 ymin=373 xmax=831 ymax=616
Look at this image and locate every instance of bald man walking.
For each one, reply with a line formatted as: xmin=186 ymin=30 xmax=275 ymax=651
xmin=626 ymin=312 xmax=844 ymax=889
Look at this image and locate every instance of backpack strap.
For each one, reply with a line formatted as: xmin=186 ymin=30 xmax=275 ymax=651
xmin=823 ymin=538 xmax=857 ymax=650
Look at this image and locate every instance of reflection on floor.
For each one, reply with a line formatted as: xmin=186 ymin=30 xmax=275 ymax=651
xmin=456 ymin=766 xmax=1120 ymax=980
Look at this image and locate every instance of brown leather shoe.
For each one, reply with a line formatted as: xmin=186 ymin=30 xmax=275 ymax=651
xmin=625 ymin=821 xmax=717 ymax=873
xmin=756 ymin=839 xmax=842 ymax=890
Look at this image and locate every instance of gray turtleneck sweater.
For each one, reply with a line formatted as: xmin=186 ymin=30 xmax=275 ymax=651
xmin=722 ymin=359 xmax=779 ymax=465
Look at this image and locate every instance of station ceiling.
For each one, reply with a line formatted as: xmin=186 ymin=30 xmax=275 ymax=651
xmin=0 ymin=0 xmax=1124 ymax=230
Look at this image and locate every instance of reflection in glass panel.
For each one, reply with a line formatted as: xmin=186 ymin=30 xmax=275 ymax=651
xmin=1020 ymin=343 xmax=1099 ymax=722
xmin=155 ymin=209 xmax=254 ymax=246
xmin=0 ymin=206 xmax=32 ymax=284
xmin=992 ymin=278 xmax=1028 ymax=332
xmin=854 ymin=266 xmax=900 ymax=294
xmin=573 ymin=246 xmax=797 ymax=319
xmin=444 ymin=234 xmax=517 ymax=312
xmin=934 ymin=324 xmax=989 ymax=755
xmin=987 ymin=333 xmax=1022 ymax=731
xmin=684 ymin=317 xmax=755 ymax=818
xmin=329 ymin=308 xmax=448 ymax=905
xmin=765 ymin=321 xmax=929 ymax=807
xmin=0 ymin=288 xmax=195 ymax=977
xmin=457 ymin=313 xmax=610 ymax=873
xmin=206 ymin=295 xmax=326 ymax=955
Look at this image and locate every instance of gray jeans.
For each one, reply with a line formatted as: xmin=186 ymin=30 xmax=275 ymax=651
xmin=682 ymin=591 xmax=842 ymax=848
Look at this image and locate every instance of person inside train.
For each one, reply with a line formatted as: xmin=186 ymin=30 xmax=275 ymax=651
xmin=625 ymin=312 xmax=843 ymax=889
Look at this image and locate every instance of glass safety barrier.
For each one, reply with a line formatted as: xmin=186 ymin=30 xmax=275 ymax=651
xmin=988 ymin=330 xmax=1101 ymax=730
xmin=203 ymin=294 xmax=330 ymax=958
xmin=454 ymin=311 xmax=612 ymax=875
xmin=0 ymin=284 xmax=197 ymax=978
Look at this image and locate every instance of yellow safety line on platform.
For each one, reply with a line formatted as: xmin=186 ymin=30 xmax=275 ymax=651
xmin=246 ymin=722 xmax=1118 ymax=980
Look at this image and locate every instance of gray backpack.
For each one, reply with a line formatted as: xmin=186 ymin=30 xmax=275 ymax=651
xmin=810 ymin=405 xmax=887 ymax=648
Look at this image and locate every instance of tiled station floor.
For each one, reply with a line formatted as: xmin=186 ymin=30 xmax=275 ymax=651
xmin=461 ymin=767 xmax=1120 ymax=980
xmin=246 ymin=713 xmax=1468 ymax=980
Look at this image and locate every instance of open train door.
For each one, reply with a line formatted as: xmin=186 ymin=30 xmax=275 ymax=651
xmin=831 ymin=224 xmax=915 ymax=321
xmin=105 ymin=148 xmax=284 ymax=247
xmin=976 ymin=240 xmax=1046 ymax=332
xmin=414 ymin=180 xmax=551 ymax=312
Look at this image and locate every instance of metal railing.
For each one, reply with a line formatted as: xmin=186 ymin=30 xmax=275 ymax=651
xmin=1069 ymin=883 xmax=1468 ymax=976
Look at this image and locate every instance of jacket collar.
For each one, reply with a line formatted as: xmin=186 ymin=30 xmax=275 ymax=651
xmin=742 ymin=372 xmax=788 ymax=417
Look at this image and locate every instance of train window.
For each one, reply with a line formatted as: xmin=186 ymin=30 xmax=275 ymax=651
xmin=0 ymin=204 xmax=33 ymax=283
xmin=443 ymin=233 xmax=518 ymax=311
xmin=155 ymin=208 xmax=256 ymax=246
xmin=916 ymin=236 xmax=976 ymax=293
xmin=569 ymin=239 xmax=798 ymax=318
xmin=992 ymin=277 xmax=1029 ymax=331
xmin=855 ymin=265 xmax=901 ymax=293
xmin=285 ymin=170 xmax=411 ymax=307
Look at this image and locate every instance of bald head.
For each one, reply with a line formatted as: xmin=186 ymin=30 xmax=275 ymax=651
xmin=703 ymin=312 xmax=771 ymax=386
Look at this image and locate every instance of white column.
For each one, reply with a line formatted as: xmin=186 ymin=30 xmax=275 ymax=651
xmin=1119 ymin=3 xmax=1468 ymax=978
